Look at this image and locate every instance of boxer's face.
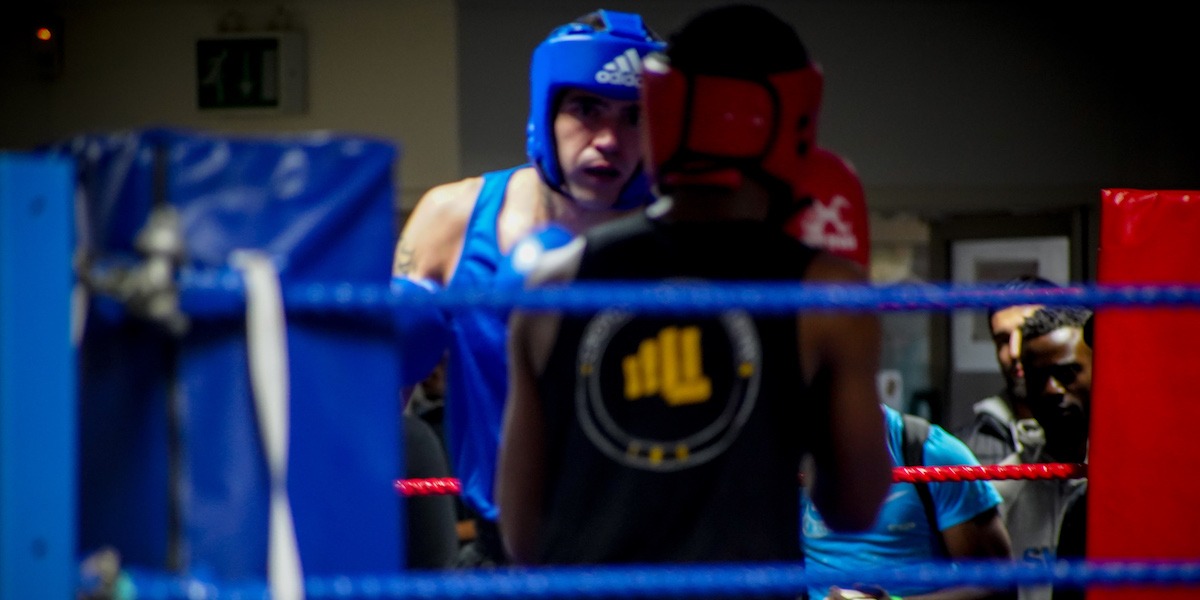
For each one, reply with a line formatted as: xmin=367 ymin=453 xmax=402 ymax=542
xmin=553 ymin=88 xmax=642 ymax=209
xmin=991 ymin=304 xmax=1043 ymax=399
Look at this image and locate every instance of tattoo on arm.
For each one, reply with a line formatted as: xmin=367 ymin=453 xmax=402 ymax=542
xmin=393 ymin=241 xmax=416 ymax=276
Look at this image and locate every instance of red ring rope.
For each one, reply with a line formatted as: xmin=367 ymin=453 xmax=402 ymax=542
xmin=394 ymin=462 xmax=1087 ymax=497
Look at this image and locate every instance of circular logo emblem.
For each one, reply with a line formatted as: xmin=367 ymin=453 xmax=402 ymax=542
xmin=575 ymin=307 xmax=761 ymax=471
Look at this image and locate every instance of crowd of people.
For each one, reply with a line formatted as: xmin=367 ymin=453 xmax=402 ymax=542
xmin=393 ymin=4 xmax=1096 ymax=600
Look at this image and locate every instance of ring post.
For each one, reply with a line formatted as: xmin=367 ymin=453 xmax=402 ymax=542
xmin=1091 ymin=189 xmax=1200 ymax=600
xmin=0 ymin=154 xmax=77 ymax=599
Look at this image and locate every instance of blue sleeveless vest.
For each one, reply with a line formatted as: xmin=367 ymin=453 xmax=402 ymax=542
xmin=443 ymin=165 xmax=521 ymax=521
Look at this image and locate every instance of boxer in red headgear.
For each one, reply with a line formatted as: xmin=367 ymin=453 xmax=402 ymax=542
xmin=498 ymin=5 xmax=891 ymax=574
xmin=784 ymin=148 xmax=871 ymax=269
xmin=631 ymin=14 xmax=871 ymax=270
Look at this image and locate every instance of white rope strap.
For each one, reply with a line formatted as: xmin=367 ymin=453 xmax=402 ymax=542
xmin=232 ymin=250 xmax=304 ymax=600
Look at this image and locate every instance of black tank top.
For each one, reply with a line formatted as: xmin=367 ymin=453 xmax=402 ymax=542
xmin=535 ymin=213 xmax=818 ymax=567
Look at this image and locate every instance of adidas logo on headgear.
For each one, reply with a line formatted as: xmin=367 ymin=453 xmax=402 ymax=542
xmin=595 ymin=48 xmax=643 ymax=87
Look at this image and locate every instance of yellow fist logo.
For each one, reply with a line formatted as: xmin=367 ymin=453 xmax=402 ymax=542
xmin=621 ymin=326 xmax=712 ymax=405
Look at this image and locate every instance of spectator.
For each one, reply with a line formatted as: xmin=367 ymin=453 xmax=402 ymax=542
xmin=957 ymin=276 xmax=1060 ymax=464
xmin=993 ymin=305 xmax=1093 ymax=600
xmin=804 ymin=404 xmax=1013 ymax=600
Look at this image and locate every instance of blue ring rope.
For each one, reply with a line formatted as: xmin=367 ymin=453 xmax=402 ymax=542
xmin=116 ymin=271 xmax=1200 ymax=598
xmin=176 ymin=269 xmax=1200 ymax=318
xmin=120 ymin=559 xmax=1200 ymax=599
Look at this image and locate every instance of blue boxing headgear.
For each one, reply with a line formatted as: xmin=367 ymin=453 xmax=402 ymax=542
xmin=526 ymin=10 xmax=665 ymax=209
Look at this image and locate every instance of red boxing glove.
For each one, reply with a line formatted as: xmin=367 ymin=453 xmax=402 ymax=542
xmin=784 ymin=148 xmax=871 ymax=269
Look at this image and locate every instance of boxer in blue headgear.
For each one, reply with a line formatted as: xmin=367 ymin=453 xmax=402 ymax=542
xmin=526 ymin=10 xmax=661 ymax=211
xmin=391 ymin=9 xmax=663 ymax=567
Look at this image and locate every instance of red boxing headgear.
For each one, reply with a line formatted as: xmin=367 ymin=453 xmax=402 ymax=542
xmin=784 ymin=148 xmax=871 ymax=268
xmin=640 ymin=53 xmax=824 ymax=199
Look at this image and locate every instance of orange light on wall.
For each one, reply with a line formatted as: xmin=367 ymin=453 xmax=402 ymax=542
xmin=30 ymin=15 xmax=65 ymax=80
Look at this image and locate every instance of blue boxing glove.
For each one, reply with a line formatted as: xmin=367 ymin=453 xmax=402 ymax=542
xmin=495 ymin=224 xmax=575 ymax=291
xmin=390 ymin=276 xmax=452 ymax=388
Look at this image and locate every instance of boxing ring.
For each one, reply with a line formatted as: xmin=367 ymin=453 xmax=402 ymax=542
xmin=2 ymin=136 xmax=1199 ymax=599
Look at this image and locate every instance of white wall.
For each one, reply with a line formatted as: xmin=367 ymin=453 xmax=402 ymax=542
xmin=0 ymin=0 xmax=459 ymax=212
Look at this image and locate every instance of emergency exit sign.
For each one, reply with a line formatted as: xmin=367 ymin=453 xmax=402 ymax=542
xmin=196 ymin=33 xmax=305 ymax=113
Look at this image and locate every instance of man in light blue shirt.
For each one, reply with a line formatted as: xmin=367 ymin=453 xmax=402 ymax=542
xmin=802 ymin=405 xmax=1014 ymax=600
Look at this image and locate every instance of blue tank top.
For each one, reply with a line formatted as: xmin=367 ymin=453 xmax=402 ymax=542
xmin=443 ymin=165 xmax=521 ymax=522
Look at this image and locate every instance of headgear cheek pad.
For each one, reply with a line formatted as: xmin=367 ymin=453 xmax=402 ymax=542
xmin=526 ymin=10 xmax=665 ymax=209
xmin=640 ymin=53 xmax=824 ymax=201
xmin=782 ymin=148 xmax=871 ymax=268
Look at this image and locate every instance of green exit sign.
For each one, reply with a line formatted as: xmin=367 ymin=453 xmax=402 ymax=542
xmin=196 ymin=33 xmax=305 ymax=113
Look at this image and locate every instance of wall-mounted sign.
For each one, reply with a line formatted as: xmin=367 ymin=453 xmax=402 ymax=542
xmin=196 ymin=33 xmax=305 ymax=114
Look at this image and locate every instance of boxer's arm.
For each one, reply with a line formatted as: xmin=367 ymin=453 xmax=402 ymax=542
xmin=391 ymin=179 xmax=479 ymax=393
xmin=802 ymin=253 xmax=891 ymax=532
xmin=496 ymin=239 xmax=583 ymax=564
xmin=390 ymin=277 xmax=452 ymax=389
xmin=497 ymin=309 xmax=546 ymax=565
xmin=393 ymin=179 xmax=478 ymax=283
